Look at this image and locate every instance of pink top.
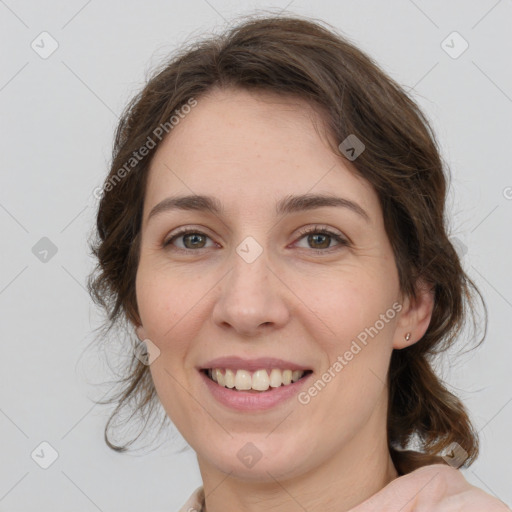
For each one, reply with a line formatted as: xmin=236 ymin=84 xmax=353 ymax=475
xmin=179 ymin=486 xmax=205 ymax=512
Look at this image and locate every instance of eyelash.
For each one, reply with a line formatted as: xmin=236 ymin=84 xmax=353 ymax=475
xmin=162 ymin=225 xmax=349 ymax=254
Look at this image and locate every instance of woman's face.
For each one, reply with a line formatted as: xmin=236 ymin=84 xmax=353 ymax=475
xmin=135 ymin=87 xmax=419 ymax=481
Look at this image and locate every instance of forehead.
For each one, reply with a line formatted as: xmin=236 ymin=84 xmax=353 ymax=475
xmin=144 ymin=87 xmax=377 ymax=219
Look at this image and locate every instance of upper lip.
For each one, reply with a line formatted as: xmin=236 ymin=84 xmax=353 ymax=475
xmin=198 ymin=356 xmax=312 ymax=372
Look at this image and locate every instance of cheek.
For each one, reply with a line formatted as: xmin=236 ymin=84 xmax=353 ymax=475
xmin=136 ymin=264 xmax=208 ymax=424
xmin=300 ymin=269 xmax=397 ymax=343
xmin=135 ymin=262 xmax=203 ymax=346
xmin=298 ymin=268 xmax=398 ymax=401
xmin=304 ymin=277 xmax=397 ymax=418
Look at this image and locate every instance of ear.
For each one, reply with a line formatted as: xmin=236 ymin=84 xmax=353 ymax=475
xmin=135 ymin=325 xmax=148 ymax=341
xmin=393 ymin=278 xmax=435 ymax=349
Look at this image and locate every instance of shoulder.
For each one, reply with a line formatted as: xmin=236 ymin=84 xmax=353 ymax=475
xmin=178 ymin=485 xmax=205 ymax=512
xmin=396 ymin=463 xmax=511 ymax=511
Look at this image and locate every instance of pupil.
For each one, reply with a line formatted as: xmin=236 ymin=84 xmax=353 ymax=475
xmin=185 ymin=233 xmax=205 ymax=249
xmin=310 ymin=233 xmax=329 ymax=249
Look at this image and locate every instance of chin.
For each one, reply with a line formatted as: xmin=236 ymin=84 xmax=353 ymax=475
xmin=199 ymin=437 xmax=313 ymax=482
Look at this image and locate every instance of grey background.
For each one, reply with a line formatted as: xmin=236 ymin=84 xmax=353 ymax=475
xmin=1 ymin=0 xmax=511 ymax=510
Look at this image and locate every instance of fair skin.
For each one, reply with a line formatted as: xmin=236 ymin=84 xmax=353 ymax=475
xmin=134 ymin=87 xmax=508 ymax=512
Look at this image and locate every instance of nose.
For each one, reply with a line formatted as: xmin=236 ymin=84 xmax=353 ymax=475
xmin=211 ymin=246 xmax=291 ymax=337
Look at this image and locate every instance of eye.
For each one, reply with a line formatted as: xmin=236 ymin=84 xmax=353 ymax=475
xmin=293 ymin=225 xmax=349 ymax=252
xmin=162 ymin=225 xmax=349 ymax=253
xmin=163 ymin=228 xmax=216 ymax=251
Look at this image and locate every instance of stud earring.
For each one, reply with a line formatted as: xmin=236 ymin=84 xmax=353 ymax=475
xmin=404 ymin=332 xmax=411 ymax=342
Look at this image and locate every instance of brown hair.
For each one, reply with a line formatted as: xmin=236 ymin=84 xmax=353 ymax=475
xmin=88 ymin=13 xmax=486 ymax=474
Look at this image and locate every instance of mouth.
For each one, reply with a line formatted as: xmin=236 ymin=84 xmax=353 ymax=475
xmin=200 ymin=368 xmax=314 ymax=393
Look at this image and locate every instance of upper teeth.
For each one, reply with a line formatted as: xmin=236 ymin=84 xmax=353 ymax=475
xmin=208 ymin=368 xmax=307 ymax=391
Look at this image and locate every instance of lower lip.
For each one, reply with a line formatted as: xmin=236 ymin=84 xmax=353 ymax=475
xmin=199 ymin=370 xmax=313 ymax=411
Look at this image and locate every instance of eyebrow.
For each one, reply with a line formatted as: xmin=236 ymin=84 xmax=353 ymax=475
xmin=147 ymin=193 xmax=370 ymax=222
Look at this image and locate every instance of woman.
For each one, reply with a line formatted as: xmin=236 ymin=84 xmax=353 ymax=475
xmin=88 ymin=14 xmax=510 ymax=511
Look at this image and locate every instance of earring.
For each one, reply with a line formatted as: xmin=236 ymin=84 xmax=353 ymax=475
xmin=404 ymin=332 xmax=411 ymax=342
